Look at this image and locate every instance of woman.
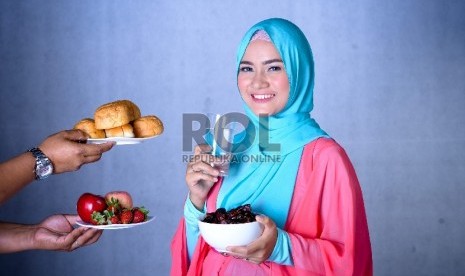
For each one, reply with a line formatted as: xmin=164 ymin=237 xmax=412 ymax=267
xmin=172 ymin=18 xmax=372 ymax=275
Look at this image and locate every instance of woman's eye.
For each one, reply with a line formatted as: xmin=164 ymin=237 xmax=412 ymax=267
xmin=239 ymin=66 xmax=253 ymax=72
xmin=268 ymin=66 xmax=282 ymax=72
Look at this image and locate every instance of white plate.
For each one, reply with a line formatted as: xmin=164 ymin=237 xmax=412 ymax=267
xmin=87 ymin=135 xmax=159 ymax=145
xmin=75 ymin=216 xmax=155 ymax=229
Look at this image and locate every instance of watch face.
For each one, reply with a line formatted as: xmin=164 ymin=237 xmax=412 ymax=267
xmin=37 ymin=160 xmax=53 ymax=179
xmin=28 ymin=148 xmax=54 ymax=180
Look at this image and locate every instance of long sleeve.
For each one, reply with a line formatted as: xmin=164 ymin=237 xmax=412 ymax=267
xmin=282 ymin=138 xmax=373 ymax=275
xmin=267 ymin=228 xmax=293 ymax=265
xmin=184 ymin=196 xmax=206 ymax=260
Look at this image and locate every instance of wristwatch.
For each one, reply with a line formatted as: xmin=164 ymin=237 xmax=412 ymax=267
xmin=28 ymin=147 xmax=54 ymax=180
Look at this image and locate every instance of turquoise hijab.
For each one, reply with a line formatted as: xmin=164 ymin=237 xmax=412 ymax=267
xmin=216 ymin=18 xmax=329 ymax=228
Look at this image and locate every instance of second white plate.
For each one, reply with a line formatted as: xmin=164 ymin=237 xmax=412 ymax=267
xmin=75 ymin=216 xmax=155 ymax=230
xmin=87 ymin=135 xmax=159 ymax=145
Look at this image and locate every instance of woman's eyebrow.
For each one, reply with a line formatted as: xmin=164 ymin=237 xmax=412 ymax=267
xmin=240 ymin=59 xmax=283 ymax=65
xmin=263 ymin=58 xmax=283 ymax=65
xmin=240 ymin=61 xmax=253 ymax=65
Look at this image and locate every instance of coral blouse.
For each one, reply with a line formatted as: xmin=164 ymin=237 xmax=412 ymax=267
xmin=171 ymin=138 xmax=373 ymax=275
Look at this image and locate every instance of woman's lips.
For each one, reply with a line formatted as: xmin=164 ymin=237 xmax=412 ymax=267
xmin=251 ymin=93 xmax=275 ymax=103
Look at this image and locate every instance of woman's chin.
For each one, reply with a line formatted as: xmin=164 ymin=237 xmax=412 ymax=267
xmin=250 ymin=109 xmax=278 ymax=117
xmin=247 ymin=106 xmax=274 ymax=116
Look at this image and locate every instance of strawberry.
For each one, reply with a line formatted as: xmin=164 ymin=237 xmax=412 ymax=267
xmin=132 ymin=207 xmax=149 ymax=223
xmin=109 ymin=215 xmax=121 ymax=224
xmin=91 ymin=211 xmax=106 ymax=225
xmin=120 ymin=209 xmax=133 ymax=224
xmin=106 ymin=197 xmax=121 ymax=215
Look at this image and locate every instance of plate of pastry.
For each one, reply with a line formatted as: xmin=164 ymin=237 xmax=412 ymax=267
xmin=73 ymin=100 xmax=164 ymax=145
xmin=86 ymin=135 xmax=160 ymax=145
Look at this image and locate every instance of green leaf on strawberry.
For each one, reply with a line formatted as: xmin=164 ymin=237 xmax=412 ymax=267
xmin=91 ymin=211 xmax=106 ymax=225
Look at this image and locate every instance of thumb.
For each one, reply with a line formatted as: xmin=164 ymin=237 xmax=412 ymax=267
xmin=255 ymin=214 xmax=269 ymax=228
xmin=65 ymin=214 xmax=81 ymax=226
xmin=255 ymin=214 xmax=276 ymax=231
xmin=66 ymin=129 xmax=90 ymax=141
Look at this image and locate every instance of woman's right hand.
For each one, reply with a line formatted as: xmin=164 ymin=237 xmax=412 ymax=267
xmin=185 ymin=144 xmax=220 ymax=210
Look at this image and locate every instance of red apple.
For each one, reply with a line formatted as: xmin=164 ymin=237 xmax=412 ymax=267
xmin=104 ymin=191 xmax=133 ymax=210
xmin=76 ymin=193 xmax=107 ymax=224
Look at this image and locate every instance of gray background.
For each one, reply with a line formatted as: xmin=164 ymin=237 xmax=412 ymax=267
xmin=1 ymin=1 xmax=464 ymax=275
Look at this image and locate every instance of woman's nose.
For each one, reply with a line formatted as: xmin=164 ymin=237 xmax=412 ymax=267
xmin=251 ymin=72 xmax=268 ymax=89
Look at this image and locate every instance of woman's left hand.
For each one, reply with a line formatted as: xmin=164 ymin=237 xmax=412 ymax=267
xmin=226 ymin=214 xmax=278 ymax=264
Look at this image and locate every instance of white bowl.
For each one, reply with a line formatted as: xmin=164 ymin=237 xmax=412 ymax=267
xmin=198 ymin=219 xmax=263 ymax=252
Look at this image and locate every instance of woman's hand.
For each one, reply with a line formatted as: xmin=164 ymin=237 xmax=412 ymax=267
xmin=185 ymin=144 xmax=220 ymax=210
xmin=33 ymin=214 xmax=103 ymax=251
xmin=39 ymin=129 xmax=114 ymax=174
xmin=226 ymin=215 xmax=278 ymax=264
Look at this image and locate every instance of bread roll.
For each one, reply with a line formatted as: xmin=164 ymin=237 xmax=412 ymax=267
xmin=133 ymin=115 xmax=164 ymax=138
xmin=105 ymin=123 xmax=135 ymax=138
xmin=94 ymin=100 xmax=141 ymax=130
xmin=73 ymin=118 xmax=106 ymax=138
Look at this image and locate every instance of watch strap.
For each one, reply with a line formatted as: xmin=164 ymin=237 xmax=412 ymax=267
xmin=27 ymin=147 xmax=52 ymax=180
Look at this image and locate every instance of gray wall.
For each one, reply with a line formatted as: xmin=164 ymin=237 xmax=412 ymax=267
xmin=1 ymin=1 xmax=464 ymax=275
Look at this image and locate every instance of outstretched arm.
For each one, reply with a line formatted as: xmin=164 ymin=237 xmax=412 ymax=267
xmin=0 ymin=129 xmax=114 ymax=205
xmin=0 ymin=214 xmax=103 ymax=253
xmin=0 ymin=151 xmax=36 ymax=205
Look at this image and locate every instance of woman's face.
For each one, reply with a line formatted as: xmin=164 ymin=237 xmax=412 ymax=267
xmin=238 ymin=40 xmax=290 ymax=116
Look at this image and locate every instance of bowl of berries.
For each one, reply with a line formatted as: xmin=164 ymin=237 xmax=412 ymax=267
xmin=198 ymin=204 xmax=263 ymax=252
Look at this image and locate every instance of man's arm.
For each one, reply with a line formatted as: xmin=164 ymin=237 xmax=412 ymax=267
xmin=0 ymin=152 xmax=36 ymax=205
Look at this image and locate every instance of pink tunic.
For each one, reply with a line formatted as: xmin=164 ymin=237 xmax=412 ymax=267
xmin=171 ymin=138 xmax=373 ymax=275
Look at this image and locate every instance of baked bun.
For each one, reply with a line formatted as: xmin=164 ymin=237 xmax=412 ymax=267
xmin=133 ymin=115 xmax=164 ymax=138
xmin=105 ymin=123 xmax=135 ymax=138
xmin=94 ymin=100 xmax=141 ymax=130
xmin=73 ymin=118 xmax=106 ymax=138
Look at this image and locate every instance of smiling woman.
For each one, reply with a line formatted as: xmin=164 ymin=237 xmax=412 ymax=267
xmin=172 ymin=18 xmax=373 ymax=275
